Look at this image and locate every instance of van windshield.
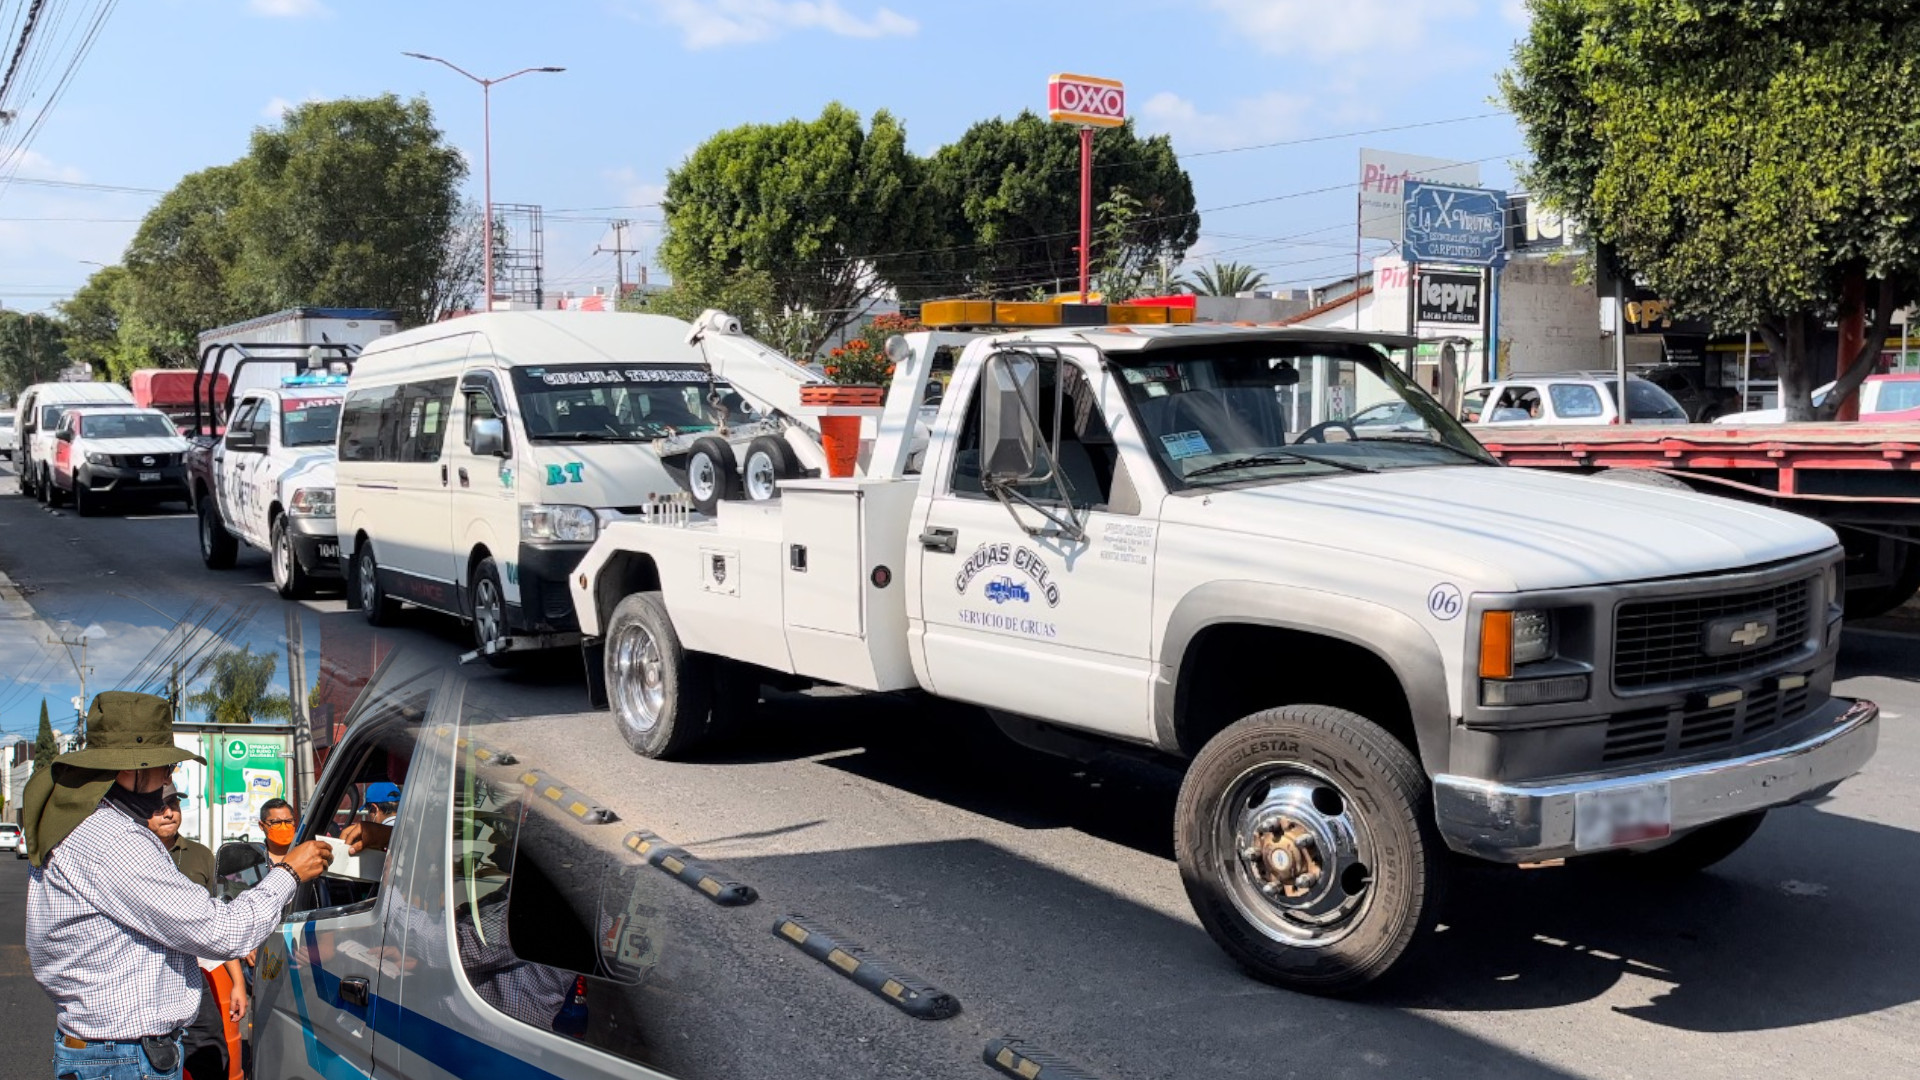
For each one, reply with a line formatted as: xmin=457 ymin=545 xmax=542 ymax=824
xmin=509 ymin=364 xmax=722 ymax=442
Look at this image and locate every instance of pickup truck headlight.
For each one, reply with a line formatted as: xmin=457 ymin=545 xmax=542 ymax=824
xmin=85 ymin=451 xmax=111 ymax=465
xmin=521 ymin=504 xmax=598 ymax=543
xmin=1824 ymin=561 xmax=1844 ymax=615
xmin=1478 ymin=609 xmax=1556 ymax=679
xmin=288 ymin=487 xmax=335 ymax=517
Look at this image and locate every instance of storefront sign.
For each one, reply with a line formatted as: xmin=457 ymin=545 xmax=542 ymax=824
xmin=1404 ymin=182 xmax=1508 ymax=266
xmin=1047 ymin=74 xmax=1126 ymax=127
xmin=1416 ymin=269 xmax=1484 ymax=326
xmin=1359 ymin=149 xmax=1480 ymax=242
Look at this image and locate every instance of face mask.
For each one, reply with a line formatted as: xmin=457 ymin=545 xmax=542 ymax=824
xmin=266 ymin=823 xmax=297 ymax=847
xmin=108 ymin=783 xmax=168 ymax=822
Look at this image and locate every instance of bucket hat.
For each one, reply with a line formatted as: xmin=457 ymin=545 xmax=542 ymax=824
xmin=55 ymin=691 xmax=206 ymax=771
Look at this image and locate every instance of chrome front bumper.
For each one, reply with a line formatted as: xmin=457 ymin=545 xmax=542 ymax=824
xmin=1433 ymin=697 xmax=1878 ymax=862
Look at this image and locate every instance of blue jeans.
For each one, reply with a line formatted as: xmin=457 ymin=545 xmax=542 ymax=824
xmin=51 ymin=1029 xmax=182 ymax=1080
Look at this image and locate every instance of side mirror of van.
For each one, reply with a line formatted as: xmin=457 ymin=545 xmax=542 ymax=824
xmin=980 ymin=352 xmax=1043 ymax=484
xmin=469 ymin=417 xmax=507 ymax=457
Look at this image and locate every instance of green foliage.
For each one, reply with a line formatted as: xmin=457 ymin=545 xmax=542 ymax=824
xmin=0 ymin=312 xmax=72 ymax=394
xmin=185 ymin=647 xmax=292 ymax=726
xmin=1503 ymin=0 xmax=1920 ymax=418
xmin=909 ymin=113 xmax=1198 ymax=301
xmin=658 ymin=103 xmax=936 ymax=359
xmin=1190 ymin=261 xmax=1268 ymax=297
xmin=122 ymin=165 xmax=250 ymax=365
xmin=33 ymin=700 xmax=58 ymax=773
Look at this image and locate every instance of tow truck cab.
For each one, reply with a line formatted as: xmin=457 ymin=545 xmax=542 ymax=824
xmin=568 ymin=303 xmax=1877 ymax=994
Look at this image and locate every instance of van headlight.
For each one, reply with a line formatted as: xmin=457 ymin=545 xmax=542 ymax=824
xmin=288 ymin=487 xmax=334 ymax=517
xmin=521 ymin=505 xmax=598 ymax=543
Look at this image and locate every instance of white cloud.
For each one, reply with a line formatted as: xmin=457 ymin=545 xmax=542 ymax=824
xmin=636 ymin=0 xmax=918 ymax=49
xmin=5 ymin=148 xmax=85 ymax=183
xmin=248 ymin=0 xmax=329 ymax=16
xmin=1137 ymin=90 xmax=1316 ymax=152
xmin=1208 ymin=0 xmax=1478 ymax=57
xmin=263 ymin=96 xmax=295 ymax=120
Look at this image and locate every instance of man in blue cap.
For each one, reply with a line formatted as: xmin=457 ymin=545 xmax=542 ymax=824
xmin=363 ymin=782 xmax=400 ymax=827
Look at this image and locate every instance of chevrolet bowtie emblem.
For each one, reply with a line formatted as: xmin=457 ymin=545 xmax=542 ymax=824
xmin=1729 ymin=621 xmax=1771 ymax=647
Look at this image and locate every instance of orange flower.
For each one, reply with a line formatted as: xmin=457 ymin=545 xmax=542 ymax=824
xmin=848 ymin=339 xmax=869 ymax=351
xmin=830 ymin=347 xmax=845 ymax=358
xmin=824 ymin=365 xmax=839 ymax=376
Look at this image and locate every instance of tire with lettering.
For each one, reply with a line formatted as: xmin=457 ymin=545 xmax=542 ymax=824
xmin=605 ymin=591 xmax=711 ymax=759
xmin=682 ymin=437 xmax=739 ymax=518
xmin=1175 ymin=705 xmax=1442 ymax=996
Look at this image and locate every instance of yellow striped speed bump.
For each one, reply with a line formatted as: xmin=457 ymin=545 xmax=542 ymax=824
xmin=983 ymin=1038 xmax=1103 ymax=1080
xmin=623 ymin=831 xmax=757 ymax=907
xmin=454 ymin=734 xmax=519 ymax=766
xmin=771 ymin=915 xmax=961 ymax=1021
xmin=516 ymin=768 xmax=618 ymax=824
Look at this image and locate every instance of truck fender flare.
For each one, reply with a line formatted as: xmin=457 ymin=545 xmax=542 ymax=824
xmin=1154 ymin=580 xmax=1452 ymax=773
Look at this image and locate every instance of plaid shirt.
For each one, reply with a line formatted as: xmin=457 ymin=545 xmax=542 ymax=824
xmin=27 ymin=800 xmax=297 ymax=1040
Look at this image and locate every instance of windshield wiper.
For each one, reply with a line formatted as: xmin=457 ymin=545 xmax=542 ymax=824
xmin=1350 ymin=437 xmax=1492 ymax=464
xmin=532 ymin=431 xmax=643 ymax=442
xmin=1185 ymin=450 xmax=1375 ymax=479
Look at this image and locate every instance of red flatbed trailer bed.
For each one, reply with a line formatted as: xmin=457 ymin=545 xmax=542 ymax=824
xmin=1475 ymin=423 xmax=1920 ymax=617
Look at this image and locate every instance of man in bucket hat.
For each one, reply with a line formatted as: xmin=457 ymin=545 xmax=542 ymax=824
xmin=23 ymin=691 xmax=332 ymax=1080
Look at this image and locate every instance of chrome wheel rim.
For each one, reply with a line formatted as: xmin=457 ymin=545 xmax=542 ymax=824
xmin=1217 ymin=763 xmax=1374 ymax=947
xmin=687 ymin=453 xmax=718 ymax=502
xmin=359 ymin=550 xmax=378 ymax=611
xmin=611 ymin=621 xmax=667 ymax=733
xmin=474 ymin=576 xmax=503 ymax=646
xmin=273 ymin=524 xmax=291 ymax=586
xmin=745 ymin=451 xmax=778 ymax=501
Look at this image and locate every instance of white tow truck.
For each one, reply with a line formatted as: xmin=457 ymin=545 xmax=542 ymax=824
xmin=566 ymin=302 xmax=1879 ymax=994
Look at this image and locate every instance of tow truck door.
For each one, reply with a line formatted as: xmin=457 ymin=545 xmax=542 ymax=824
xmin=913 ymin=350 xmax=1160 ymax=743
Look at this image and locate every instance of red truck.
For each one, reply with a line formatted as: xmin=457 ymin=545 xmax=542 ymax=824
xmin=1476 ymin=422 xmax=1920 ymax=618
xmin=132 ymin=369 xmax=229 ymax=434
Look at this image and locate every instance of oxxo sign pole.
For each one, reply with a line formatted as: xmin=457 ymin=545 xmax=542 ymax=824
xmin=1048 ymin=74 xmax=1127 ymax=303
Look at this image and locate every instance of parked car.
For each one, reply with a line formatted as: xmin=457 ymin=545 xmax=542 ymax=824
xmin=1462 ymin=373 xmax=1691 ymax=426
xmin=1637 ymin=363 xmax=1742 ymax=422
xmin=0 ymin=412 xmax=16 ymax=461
xmin=0 ymin=822 xmax=22 ymax=857
xmin=49 ymin=406 xmax=192 ymax=515
xmin=1715 ymin=374 xmax=1916 ymax=424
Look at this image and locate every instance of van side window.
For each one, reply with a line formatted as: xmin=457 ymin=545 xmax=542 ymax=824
xmin=339 ymin=386 xmax=394 ymax=462
xmin=394 ymin=379 xmax=456 ymax=463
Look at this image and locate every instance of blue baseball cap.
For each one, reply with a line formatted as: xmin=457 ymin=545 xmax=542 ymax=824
xmin=363 ymin=782 xmax=401 ymax=806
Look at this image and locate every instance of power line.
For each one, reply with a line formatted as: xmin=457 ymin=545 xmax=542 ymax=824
xmin=0 ymin=0 xmax=48 ymax=113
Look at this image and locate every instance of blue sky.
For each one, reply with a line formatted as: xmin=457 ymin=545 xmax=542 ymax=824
xmin=0 ymin=0 xmax=1535 ymax=314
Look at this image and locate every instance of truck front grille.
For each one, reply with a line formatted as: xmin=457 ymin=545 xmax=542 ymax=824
xmin=1601 ymin=683 xmax=1812 ymax=763
xmin=1613 ymin=576 xmax=1815 ymax=690
xmin=112 ymin=453 xmax=179 ymax=468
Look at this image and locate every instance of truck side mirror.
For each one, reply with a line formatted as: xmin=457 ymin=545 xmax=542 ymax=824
xmin=55 ymin=429 xmax=72 ymax=442
xmin=469 ymin=417 xmax=507 ymax=457
xmin=215 ymin=841 xmax=270 ymax=900
xmin=980 ymin=352 xmax=1043 ymax=484
xmin=226 ymin=428 xmax=257 ymax=452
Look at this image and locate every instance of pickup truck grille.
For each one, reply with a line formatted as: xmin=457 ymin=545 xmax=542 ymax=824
xmin=1602 ymin=682 xmax=1813 ymax=763
xmin=111 ymin=452 xmax=180 ymax=468
xmin=1613 ymin=575 xmax=1815 ymax=690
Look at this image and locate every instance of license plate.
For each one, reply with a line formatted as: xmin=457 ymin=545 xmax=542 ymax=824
xmin=318 ymin=543 xmax=339 ymax=560
xmin=139 ymin=471 xmax=160 ymax=482
xmin=1574 ymin=781 xmax=1672 ymax=851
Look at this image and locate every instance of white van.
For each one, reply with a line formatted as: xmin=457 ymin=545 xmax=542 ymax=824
xmin=336 ymin=312 xmax=734 ymax=653
xmin=13 ymin=381 xmax=136 ymax=502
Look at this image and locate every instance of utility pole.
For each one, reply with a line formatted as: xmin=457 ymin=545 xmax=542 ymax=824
xmin=285 ymin=606 xmax=313 ymax=812
xmin=596 ymin=220 xmax=632 ymax=296
xmin=47 ymin=631 xmax=94 ymax=741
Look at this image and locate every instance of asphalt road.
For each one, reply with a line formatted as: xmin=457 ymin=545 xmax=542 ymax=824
xmin=0 ymin=851 xmax=55 ymax=1080
xmin=3 ymin=458 xmax=1919 ymax=1080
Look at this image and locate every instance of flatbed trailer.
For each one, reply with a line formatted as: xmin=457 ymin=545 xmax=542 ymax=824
xmin=1476 ymin=422 xmax=1920 ymax=617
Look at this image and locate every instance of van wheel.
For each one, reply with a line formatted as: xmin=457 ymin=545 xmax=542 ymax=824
xmin=199 ymin=498 xmax=238 ymax=569
xmin=1175 ymin=705 xmax=1443 ymax=996
xmin=356 ymin=544 xmax=401 ymax=627
xmin=469 ymin=559 xmax=515 ymax=667
xmin=742 ymin=436 xmax=799 ymax=502
xmin=605 ymin=591 xmax=711 ymax=759
xmin=683 ymin=436 xmax=739 ymax=518
xmin=271 ymin=516 xmax=311 ymax=599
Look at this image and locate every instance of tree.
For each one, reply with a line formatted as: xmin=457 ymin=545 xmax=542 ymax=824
xmin=0 ymin=312 xmax=72 ymax=394
xmin=907 ymin=113 xmax=1199 ymax=300
xmin=1502 ymin=0 xmax=1920 ymax=419
xmin=1190 ymin=261 xmax=1268 ymax=297
xmin=33 ymin=700 xmax=58 ymax=774
xmin=185 ymin=647 xmax=292 ymax=726
xmin=658 ymin=103 xmax=938 ymax=359
xmin=425 ymin=201 xmax=488 ymax=321
xmin=57 ymin=266 xmax=129 ymax=380
xmin=121 ymin=164 xmax=250 ymax=364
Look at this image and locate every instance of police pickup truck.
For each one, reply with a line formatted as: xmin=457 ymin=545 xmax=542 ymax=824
xmin=188 ymin=372 xmax=346 ymax=598
xmin=565 ymin=302 xmax=1880 ymax=995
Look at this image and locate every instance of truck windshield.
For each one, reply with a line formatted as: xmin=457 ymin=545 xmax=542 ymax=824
xmin=80 ymin=413 xmax=177 ymax=439
xmin=281 ymin=397 xmax=342 ymax=447
xmin=1112 ymin=343 xmax=1495 ymax=487
xmin=509 ymin=364 xmax=721 ymax=442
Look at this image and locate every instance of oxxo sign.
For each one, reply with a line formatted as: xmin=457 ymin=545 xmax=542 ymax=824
xmin=1048 ymin=73 xmax=1126 ymax=127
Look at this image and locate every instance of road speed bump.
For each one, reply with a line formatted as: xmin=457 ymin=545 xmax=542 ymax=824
xmin=983 ymin=1038 xmax=1104 ymax=1080
xmin=772 ymin=915 xmax=961 ymax=1021
xmin=516 ymin=769 xmax=618 ymax=824
xmin=624 ymin=831 xmax=757 ymax=906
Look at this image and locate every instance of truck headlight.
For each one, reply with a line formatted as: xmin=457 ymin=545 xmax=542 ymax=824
xmin=1824 ymin=561 xmax=1844 ymax=615
xmin=521 ymin=504 xmax=598 ymax=543
xmin=1478 ymin=609 xmax=1556 ymax=679
xmin=288 ymin=487 xmax=335 ymax=517
xmin=85 ymin=452 xmax=111 ymax=465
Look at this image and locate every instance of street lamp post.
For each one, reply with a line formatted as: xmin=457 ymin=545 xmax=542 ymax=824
xmin=403 ymin=53 xmax=564 ymax=313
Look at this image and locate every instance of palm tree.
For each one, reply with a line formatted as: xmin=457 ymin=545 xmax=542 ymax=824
xmin=1190 ymin=261 xmax=1269 ymax=297
xmin=185 ymin=647 xmax=293 ymax=725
